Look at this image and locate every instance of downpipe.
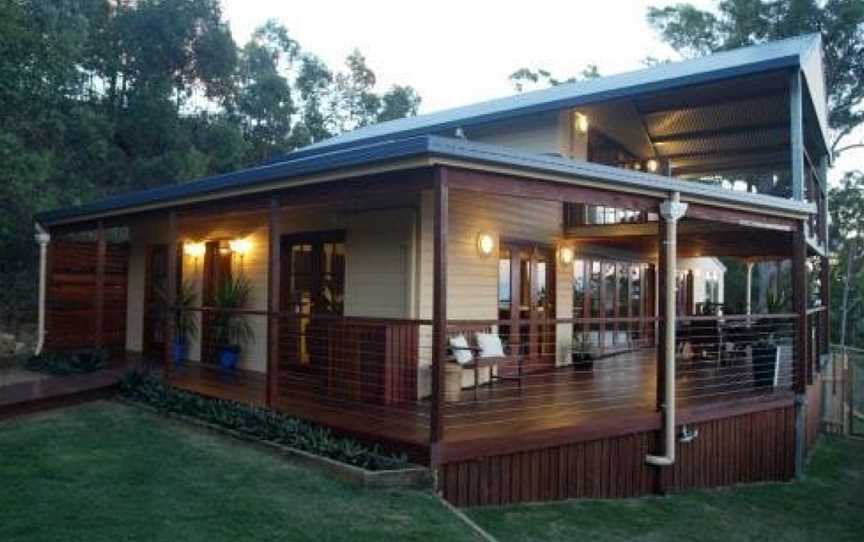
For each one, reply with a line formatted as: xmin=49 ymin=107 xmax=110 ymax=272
xmin=34 ymin=223 xmax=51 ymax=356
xmin=646 ymin=193 xmax=687 ymax=467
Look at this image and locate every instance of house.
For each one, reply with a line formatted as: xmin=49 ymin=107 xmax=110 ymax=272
xmin=34 ymin=34 xmax=830 ymax=506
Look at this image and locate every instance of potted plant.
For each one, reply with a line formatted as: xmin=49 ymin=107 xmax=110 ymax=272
xmin=174 ymin=281 xmax=199 ymax=366
xmin=751 ymin=291 xmax=785 ymax=388
xmin=572 ymin=332 xmax=595 ymax=370
xmin=212 ymin=273 xmax=254 ymax=371
xmin=157 ymin=280 xmax=199 ymax=366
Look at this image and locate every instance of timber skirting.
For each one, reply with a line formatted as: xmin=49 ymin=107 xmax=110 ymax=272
xmin=437 ymin=403 xmax=796 ymax=507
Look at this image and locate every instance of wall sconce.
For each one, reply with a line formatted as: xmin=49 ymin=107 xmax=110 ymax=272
xmin=183 ymin=241 xmax=205 ymax=270
xmin=646 ymin=159 xmax=659 ymax=173
xmin=476 ymin=232 xmax=495 ymax=257
xmin=573 ymin=112 xmax=589 ymax=135
xmin=229 ymin=238 xmax=252 ymax=256
xmin=183 ymin=242 xmax=205 ymax=259
xmin=558 ymin=246 xmax=575 ymax=266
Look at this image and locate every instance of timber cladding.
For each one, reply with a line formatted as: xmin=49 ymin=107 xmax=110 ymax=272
xmin=45 ymin=240 xmax=129 ymax=356
xmin=437 ymin=404 xmax=795 ymax=507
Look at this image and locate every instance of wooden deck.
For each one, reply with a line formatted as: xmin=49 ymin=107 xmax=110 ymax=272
xmin=162 ymin=348 xmax=792 ymax=464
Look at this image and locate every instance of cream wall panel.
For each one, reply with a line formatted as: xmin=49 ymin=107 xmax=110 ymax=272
xmin=124 ymin=215 xmax=173 ymax=354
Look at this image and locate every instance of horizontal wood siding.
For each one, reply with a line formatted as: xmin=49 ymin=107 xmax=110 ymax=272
xmin=438 ymin=404 xmax=795 ymax=506
xmin=46 ymin=240 xmax=129 ymax=356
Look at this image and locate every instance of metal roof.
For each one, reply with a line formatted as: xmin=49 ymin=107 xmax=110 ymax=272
xmin=279 ymin=33 xmax=828 ymax=161
xmin=36 ymin=135 xmax=815 ymax=226
xmin=37 ymin=35 xmax=826 ymax=227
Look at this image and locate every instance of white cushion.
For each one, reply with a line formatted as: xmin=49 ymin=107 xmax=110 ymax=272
xmin=449 ymin=335 xmax=473 ymax=365
xmin=475 ymin=332 xmax=505 ymax=358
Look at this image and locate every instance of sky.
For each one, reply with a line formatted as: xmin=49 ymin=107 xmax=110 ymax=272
xmin=221 ymin=0 xmax=862 ymax=182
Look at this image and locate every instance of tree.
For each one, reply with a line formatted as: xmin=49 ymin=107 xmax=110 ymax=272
xmin=647 ymin=0 xmax=864 ymax=158
xmin=0 ymin=1 xmax=421 ymax=330
xmin=828 ymin=172 xmax=864 ymax=348
xmin=509 ymin=64 xmax=600 ymax=92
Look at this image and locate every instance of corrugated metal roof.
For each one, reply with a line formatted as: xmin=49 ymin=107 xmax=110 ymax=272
xmin=37 ymin=35 xmax=826 ymax=227
xmin=278 ymin=33 xmax=827 ymax=161
xmin=36 ymin=135 xmax=815 ymax=226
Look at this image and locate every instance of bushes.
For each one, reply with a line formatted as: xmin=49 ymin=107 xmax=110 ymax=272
xmin=119 ymin=371 xmax=408 ymax=471
xmin=25 ymin=348 xmax=108 ymax=376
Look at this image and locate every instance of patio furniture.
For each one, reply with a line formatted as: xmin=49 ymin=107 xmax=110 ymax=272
xmin=447 ymin=327 xmax=522 ymax=400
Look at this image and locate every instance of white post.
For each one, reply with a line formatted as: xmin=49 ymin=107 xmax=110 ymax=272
xmin=34 ymin=224 xmax=51 ymax=355
xmin=646 ymin=192 xmax=687 ymax=467
xmin=745 ymin=260 xmax=754 ymax=319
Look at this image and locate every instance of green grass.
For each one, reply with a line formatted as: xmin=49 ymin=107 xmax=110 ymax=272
xmin=3 ymin=402 xmax=864 ymax=542
xmin=468 ymin=436 xmax=864 ymax=542
xmin=0 ymin=402 xmax=478 ymax=542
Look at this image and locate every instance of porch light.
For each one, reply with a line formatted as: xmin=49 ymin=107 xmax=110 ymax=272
xmin=183 ymin=242 xmax=205 ymax=259
xmin=573 ymin=112 xmax=589 ymax=135
xmin=229 ymin=238 xmax=252 ymax=256
xmin=646 ymin=159 xmax=659 ymax=173
xmin=476 ymin=232 xmax=495 ymax=257
xmin=558 ymin=246 xmax=575 ymax=266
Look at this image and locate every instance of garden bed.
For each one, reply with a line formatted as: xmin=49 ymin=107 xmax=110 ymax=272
xmin=119 ymin=371 xmax=431 ymax=489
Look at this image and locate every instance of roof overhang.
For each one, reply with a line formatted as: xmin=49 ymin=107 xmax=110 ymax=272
xmin=284 ymin=34 xmax=830 ymax=161
xmin=36 ymin=136 xmax=816 ymax=229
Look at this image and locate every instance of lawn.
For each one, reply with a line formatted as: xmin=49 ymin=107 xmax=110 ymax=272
xmin=0 ymin=402 xmax=478 ymax=542
xmin=2 ymin=402 xmax=863 ymax=542
xmin=469 ymin=436 xmax=864 ymax=542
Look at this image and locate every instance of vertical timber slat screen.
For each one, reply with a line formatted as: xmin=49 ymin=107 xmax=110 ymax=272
xmin=45 ymin=240 xmax=129 ymax=356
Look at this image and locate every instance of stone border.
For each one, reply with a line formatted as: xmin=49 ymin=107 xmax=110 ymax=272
xmin=118 ymin=399 xmax=432 ymax=490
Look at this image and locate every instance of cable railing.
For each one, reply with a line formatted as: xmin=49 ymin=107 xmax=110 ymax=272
xmin=160 ymin=308 xmax=802 ymax=445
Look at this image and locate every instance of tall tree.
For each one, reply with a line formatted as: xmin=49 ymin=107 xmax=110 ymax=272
xmin=0 ymin=1 xmax=421 ymax=329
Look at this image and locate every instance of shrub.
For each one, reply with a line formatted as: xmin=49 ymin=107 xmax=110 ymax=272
xmin=119 ymin=371 xmax=409 ymax=471
xmin=25 ymin=348 xmax=108 ymax=376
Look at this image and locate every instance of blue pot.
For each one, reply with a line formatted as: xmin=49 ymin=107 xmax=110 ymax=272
xmin=218 ymin=347 xmax=240 ymax=370
xmin=173 ymin=340 xmax=188 ymax=366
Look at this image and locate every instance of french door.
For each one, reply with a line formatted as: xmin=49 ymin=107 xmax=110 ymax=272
xmin=498 ymin=241 xmax=556 ymax=373
xmin=279 ymin=231 xmax=346 ymax=370
xmin=143 ymin=244 xmax=168 ymax=361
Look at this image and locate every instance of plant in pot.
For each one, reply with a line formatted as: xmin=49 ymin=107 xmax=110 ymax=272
xmin=157 ymin=280 xmax=199 ymax=366
xmin=212 ymin=273 xmax=254 ymax=371
xmin=572 ymin=332 xmax=595 ymax=370
xmin=752 ymin=290 xmax=785 ymax=389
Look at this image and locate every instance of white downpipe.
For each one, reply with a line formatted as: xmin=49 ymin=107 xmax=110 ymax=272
xmin=646 ymin=192 xmax=687 ymax=467
xmin=745 ymin=260 xmax=754 ymax=324
xmin=34 ymin=224 xmax=51 ymax=356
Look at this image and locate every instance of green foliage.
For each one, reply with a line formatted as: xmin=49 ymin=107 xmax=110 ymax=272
xmin=212 ymin=273 xmax=253 ymax=349
xmin=25 ymin=347 xmax=108 ymax=376
xmin=509 ymin=64 xmax=600 ymax=92
xmin=829 ymin=171 xmax=864 ymax=347
xmin=647 ymin=0 xmax=864 ymax=155
xmin=119 ymin=371 xmax=408 ymax=470
xmin=176 ymin=280 xmax=200 ymax=343
xmin=0 ymin=1 xmax=420 ymax=328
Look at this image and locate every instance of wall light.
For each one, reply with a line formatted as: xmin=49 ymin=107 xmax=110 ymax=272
xmin=218 ymin=240 xmax=232 ymax=256
xmin=573 ymin=112 xmax=589 ymax=135
xmin=646 ymin=159 xmax=660 ymax=173
xmin=229 ymin=238 xmax=252 ymax=256
xmin=476 ymin=232 xmax=495 ymax=257
xmin=558 ymin=246 xmax=575 ymax=266
xmin=183 ymin=242 xmax=206 ymax=259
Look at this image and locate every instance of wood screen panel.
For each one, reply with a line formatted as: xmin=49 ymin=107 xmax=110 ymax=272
xmin=45 ymin=240 xmax=129 ymax=356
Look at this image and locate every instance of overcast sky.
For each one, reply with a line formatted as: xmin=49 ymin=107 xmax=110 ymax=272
xmin=221 ymin=0 xmax=861 ymax=181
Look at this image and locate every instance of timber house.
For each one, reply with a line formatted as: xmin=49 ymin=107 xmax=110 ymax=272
xmin=35 ymin=34 xmax=830 ymax=506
